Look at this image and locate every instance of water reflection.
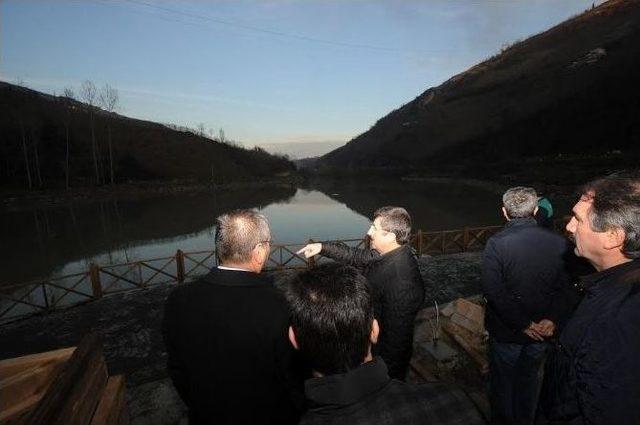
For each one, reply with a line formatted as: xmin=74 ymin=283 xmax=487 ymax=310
xmin=1 ymin=179 xmax=575 ymax=285
xmin=308 ymin=179 xmax=573 ymax=231
xmin=0 ymin=186 xmax=296 ymax=284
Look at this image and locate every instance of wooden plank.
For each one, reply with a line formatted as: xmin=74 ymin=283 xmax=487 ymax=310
xmin=442 ymin=322 xmax=489 ymax=374
xmin=0 ymin=347 xmax=75 ymax=379
xmin=25 ymin=333 xmax=108 ymax=425
xmin=0 ymin=362 xmax=64 ymax=419
xmin=0 ymin=393 xmax=42 ymax=424
xmin=453 ymin=299 xmax=484 ymax=325
xmin=410 ymin=359 xmax=439 ymax=383
xmin=91 ymin=375 xmax=128 ymax=425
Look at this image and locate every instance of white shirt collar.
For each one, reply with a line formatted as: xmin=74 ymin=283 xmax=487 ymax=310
xmin=218 ymin=265 xmax=252 ymax=272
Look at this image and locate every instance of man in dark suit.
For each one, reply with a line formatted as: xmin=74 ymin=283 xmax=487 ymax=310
xmin=162 ymin=209 xmax=302 ymax=425
xmin=482 ymin=187 xmax=571 ymax=425
xmin=297 ymin=206 xmax=424 ymax=381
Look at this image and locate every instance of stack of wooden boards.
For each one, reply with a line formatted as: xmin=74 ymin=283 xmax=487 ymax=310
xmin=410 ymin=296 xmax=489 ymax=419
xmin=440 ymin=297 xmax=488 ymax=374
xmin=0 ymin=333 xmax=129 ymax=425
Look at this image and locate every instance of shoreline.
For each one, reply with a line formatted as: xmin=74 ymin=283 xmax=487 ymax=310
xmin=0 ymin=178 xmax=300 ymax=211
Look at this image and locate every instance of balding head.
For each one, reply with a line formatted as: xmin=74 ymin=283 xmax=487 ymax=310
xmin=215 ymin=209 xmax=271 ymax=265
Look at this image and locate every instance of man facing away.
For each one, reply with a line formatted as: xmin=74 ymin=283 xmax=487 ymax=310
xmin=162 ymin=209 xmax=302 ymax=425
xmin=285 ymin=262 xmax=484 ymax=425
xmin=297 ymin=206 xmax=424 ymax=381
xmin=482 ymin=187 xmax=570 ymax=425
xmin=547 ymin=173 xmax=640 ymax=425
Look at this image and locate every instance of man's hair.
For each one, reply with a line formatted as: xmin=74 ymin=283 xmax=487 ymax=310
xmin=215 ymin=209 xmax=270 ymax=263
xmin=373 ymin=206 xmax=412 ymax=244
xmin=581 ymin=172 xmax=640 ymax=259
xmin=502 ymin=187 xmax=538 ymax=218
xmin=285 ymin=263 xmax=373 ymax=375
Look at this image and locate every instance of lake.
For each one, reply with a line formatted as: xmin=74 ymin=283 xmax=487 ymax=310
xmin=0 ymin=179 xmax=575 ymax=285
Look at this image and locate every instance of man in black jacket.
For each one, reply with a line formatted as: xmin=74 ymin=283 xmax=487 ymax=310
xmin=162 ymin=209 xmax=302 ymax=425
xmin=286 ymin=262 xmax=484 ymax=425
xmin=297 ymin=206 xmax=424 ymax=380
xmin=546 ymin=173 xmax=640 ymax=425
xmin=482 ymin=187 xmax=570 ymax=425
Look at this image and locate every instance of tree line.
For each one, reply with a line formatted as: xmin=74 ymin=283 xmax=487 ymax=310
xmin=0 ymin=79 xmax=294 ymax=190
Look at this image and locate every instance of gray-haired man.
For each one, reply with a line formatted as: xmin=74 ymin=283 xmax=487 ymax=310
xmin=547 ymin=173 xmax=640 ymax=425
xmin=163 ymin=209 xmax=302 ymax=425
xmin=482 ymin=187 xmax=570 ymax=425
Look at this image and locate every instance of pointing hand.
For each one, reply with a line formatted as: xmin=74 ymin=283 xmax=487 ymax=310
xmin=296 ymin=243 xmax=322 ymax=258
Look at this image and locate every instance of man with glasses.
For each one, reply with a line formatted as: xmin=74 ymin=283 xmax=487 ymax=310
xmin=297 ymin=206 xmax=424 ymax=380
xmin=163 ymin=209 xmax=303 ymax=425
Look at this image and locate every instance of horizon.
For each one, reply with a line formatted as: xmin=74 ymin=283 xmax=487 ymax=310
xmin=2 ymin=0 xmax=604 ymax=155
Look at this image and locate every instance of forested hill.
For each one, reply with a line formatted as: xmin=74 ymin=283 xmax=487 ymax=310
xmin=0 ymin=81 xmax=295 ymax=189
xmin=318 ymin=0 xmax=640 ymax=180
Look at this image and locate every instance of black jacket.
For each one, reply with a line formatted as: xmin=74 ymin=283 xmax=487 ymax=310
xmin=481 ymin=218 xmax=571 ymax=344
xmin=301 ymin=357 xmax=484 ymax=425
xmin=162 ymin=268 xmax=303 ymax=425
xmin=321 ymin=243 xmax=424 ymax=380
xmin=547 ymin=259 xmax=640 ymax=425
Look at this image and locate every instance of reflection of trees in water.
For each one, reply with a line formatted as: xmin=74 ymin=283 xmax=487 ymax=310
xmin=1 ymin=186 xmax=296 ymax=284
xmin=307 ymin=179 xmax=505 ymax=231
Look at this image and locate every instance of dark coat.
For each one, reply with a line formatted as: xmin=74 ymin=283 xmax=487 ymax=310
xmin=162 ymin=268 xmax=303 ymax=425
xmin=547 ymin=259 xmax=640 ymax=425
xmin=301 ymin=357 xmax=484 ymax=425
xmin=481 ymin=217 xmax=571 ymax=344
xmin=321 ymin=243 xmax=424 ymax=380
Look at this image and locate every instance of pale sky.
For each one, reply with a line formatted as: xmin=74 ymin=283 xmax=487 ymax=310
xmin=1 ymin=0 xmax=604 ymax=147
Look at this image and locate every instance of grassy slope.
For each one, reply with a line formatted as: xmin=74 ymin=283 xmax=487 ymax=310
xmin=319 ymin=0 xmax=640 ymax=181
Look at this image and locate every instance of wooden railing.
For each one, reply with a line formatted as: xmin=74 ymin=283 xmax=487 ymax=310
xmin=0 ymin=224 xmax=519 ymax=324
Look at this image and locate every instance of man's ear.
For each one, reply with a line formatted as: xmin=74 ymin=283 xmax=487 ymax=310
xmin=604 ymin=227 xmax=626 ymax=250
xmin=370 ymin=319 xmax=380 ymax=345
xmin=502 ymin=207 xmax=510 ymax=221
xmin=288 ymin=326 xmax=299 ymax=350
xmin=251 ymin=244 xmax=267 ymax=270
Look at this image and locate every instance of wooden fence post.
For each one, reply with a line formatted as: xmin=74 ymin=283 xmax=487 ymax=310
xmin=463 ymin=227 xmax=470 ymax=252
xmin=176 ymin=250 xmax=185 ymax=283
xmin=41 ymin=283 xmax=50 ymax=310
xmin=89 ymin=264 xmax=103 ymax=299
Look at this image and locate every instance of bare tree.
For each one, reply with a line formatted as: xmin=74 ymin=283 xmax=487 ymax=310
xmin=99 ymin=84 xmax=119 ymax=185
xmin=62 ymin=87 xmax=75 ymax=189
xmin=196 ymin=123 xmax=206 ymax=137
xmin=218 ymin=128 xmax=226 ymax=144
xmin=20 ymin=120 xmax=32 ymax=190
xmin=31 ymin=127 xmax=43 ymax=187
xmin=80 ymin=80 xmax=101 ymax=184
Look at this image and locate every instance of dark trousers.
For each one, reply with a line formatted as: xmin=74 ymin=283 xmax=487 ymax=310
xmin=489 ymin=339 xmax=549 ymax=425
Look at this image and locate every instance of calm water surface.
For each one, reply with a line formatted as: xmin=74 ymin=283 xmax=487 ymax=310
xmin=0 ymin=180 xmax=574 ymax=284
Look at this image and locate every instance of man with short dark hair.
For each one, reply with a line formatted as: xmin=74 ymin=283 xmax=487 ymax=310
xmin=297 ymin=206 xmax=424 ymax=380
xmin=482 ymin=187 xmax=570 ymax=425
xmin=547 ymin=173 xmax=640 ymax=425
xmin=163 ymin=209 xmax=302 ymax=425
xmin=286 ymin=263 xmax=484 ymax=425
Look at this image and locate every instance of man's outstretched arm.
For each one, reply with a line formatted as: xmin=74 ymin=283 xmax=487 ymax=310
xmin=298 ymin=241 xmax=379 ymax=268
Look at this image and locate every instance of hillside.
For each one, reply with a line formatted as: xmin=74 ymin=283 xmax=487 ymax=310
xmin=318 ymin=0 xmax=640 ymax=181
xmin=0 ymin=82 xmax=295 ymax=189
